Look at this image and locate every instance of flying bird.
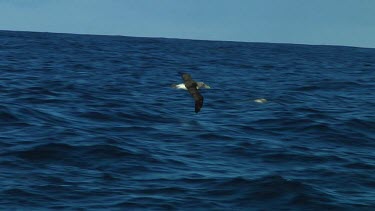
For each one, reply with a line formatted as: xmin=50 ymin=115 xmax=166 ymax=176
xmin=172 ymin=73 xmax=210 ymax=113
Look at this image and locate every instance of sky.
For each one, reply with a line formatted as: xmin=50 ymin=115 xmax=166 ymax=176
xmin=0 ymin=0 xmax=374 ymax=48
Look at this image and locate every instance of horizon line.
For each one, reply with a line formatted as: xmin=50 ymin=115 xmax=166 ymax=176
xmin=1 ymin=29 xmax=374 ymax=50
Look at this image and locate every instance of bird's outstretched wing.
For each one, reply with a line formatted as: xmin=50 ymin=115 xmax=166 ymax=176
xmin=181 ymin=73 xmax=204 ymax=113
xmin=194 ymin=94 xmax=204 ymax=113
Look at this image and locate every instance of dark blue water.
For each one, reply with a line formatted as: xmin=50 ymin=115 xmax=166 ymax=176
xmin=1 ymin=30 xmax=374 ymax=210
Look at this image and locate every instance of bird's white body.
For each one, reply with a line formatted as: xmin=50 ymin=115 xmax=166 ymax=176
xmin=254 ymin=98 xmax=267 ymax=103
xmin=171 ymin=82 xmax=210 ymax=90
xmin=175 ymin=83 xmax=187 ymax=90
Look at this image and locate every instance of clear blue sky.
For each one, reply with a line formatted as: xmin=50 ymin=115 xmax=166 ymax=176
xmin=1 ymin=0 xmax=374 ymax=48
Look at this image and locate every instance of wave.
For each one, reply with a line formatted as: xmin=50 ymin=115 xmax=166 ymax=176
xmin=116 ymin=175 xmax=347 ymax=209
xmin=2 ymin=143 xmax=160 ymax=168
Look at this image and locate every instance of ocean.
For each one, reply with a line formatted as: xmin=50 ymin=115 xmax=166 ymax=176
xmin=0 ymin=30 xmax=374 ymax=210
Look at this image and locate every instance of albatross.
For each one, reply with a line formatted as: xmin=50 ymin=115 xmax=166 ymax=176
xmin=172 ymin=73 xmax=210 ymax=113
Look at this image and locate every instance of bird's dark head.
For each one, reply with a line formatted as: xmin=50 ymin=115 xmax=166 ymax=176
xmin=182 ymin=73 xmax=193 ymax=81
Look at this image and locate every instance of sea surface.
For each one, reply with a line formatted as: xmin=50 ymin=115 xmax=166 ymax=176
xmin=0 ymin=30 xmax=375 ymax=210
